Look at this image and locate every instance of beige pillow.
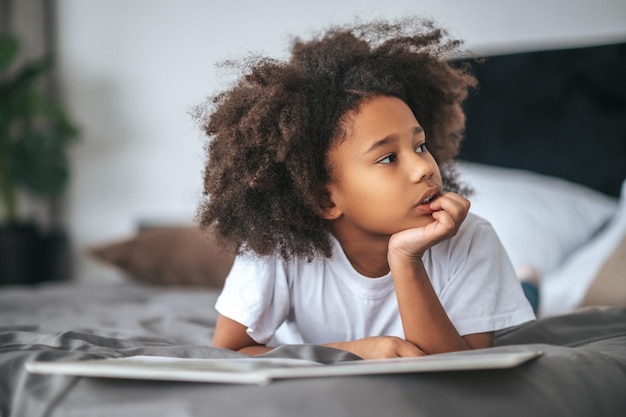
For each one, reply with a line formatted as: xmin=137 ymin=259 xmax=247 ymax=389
xmin=89 ymin=226 xmax=236 ymax=288
xmin=581 ymin=233 xmax=626 ymax=307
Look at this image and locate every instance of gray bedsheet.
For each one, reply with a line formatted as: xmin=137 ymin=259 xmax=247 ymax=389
xmin=1 ymin=282 xmax=625 ymax=417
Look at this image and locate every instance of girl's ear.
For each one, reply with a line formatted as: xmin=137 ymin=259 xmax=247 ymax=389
xmin=319 ymin=189 xmax=343 ymax=220
xmin=320 ymin=202 xmax=342 ymax=220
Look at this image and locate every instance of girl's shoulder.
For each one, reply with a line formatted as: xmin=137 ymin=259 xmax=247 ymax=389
xmin=423 ymin=212 xmax=515 ymax=289
xmin=230 ymin=247 xmax=327 ymax=284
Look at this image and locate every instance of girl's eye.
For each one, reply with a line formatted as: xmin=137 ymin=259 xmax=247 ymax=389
xmin=416 ymin=143 xmax=427 ymax=153
xmin=379 ymin=154 xmax=398 ymax=164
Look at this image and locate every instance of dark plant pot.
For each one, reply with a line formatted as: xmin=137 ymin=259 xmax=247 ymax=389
xmin=41 ymin=229 xmax=73 ymax=282
xmin=0 ymin=223 xmax=72 ymax=286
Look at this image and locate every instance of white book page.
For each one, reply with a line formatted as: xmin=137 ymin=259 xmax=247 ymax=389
xmin=26 ymin=350 xmax=543 ymax=385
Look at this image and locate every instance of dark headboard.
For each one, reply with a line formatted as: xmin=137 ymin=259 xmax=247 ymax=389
xmin=457 ymin=42 xmax=626 ymax=197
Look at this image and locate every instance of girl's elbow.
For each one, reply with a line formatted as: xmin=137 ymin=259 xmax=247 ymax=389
xmin=462 ymin=332 xmax=495 ymax=350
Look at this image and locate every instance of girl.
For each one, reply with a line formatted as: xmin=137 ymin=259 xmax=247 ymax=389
xmin=196 ymin=18 xmax=535 ymax=359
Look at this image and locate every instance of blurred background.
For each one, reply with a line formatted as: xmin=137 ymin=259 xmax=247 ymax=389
xmin=1 ymin=0 xmax=625 ymax=284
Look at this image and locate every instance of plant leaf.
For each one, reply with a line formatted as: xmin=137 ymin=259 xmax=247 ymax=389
xmin=0 ymin=34 xmax=19 ymax=73
xmin=11 ymin=130 xmax=69 ymax=197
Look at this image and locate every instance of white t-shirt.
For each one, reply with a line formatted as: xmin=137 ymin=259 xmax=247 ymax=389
xmin=215 ymin=213 xmax=535 ymax=345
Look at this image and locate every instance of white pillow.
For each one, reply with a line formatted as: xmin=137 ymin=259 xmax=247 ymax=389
xmin=541 ymin=178 xmax=626 ymax=317
xmin=456 ymin=162 xmax=619 ymax=275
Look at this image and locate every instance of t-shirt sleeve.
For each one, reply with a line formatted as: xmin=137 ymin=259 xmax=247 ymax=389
xmin=436 ymin=216 xmax=536 ymax=335
xmin=214 ymin=254 xmax=290 ymax=344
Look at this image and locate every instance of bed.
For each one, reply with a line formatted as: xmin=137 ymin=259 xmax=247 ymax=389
xmin=2 ymin=41 xmax=626 ymax=417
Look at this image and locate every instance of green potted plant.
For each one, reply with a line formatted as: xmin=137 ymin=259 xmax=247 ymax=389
xmin=0 ymin=33 xmax=79 ymax=285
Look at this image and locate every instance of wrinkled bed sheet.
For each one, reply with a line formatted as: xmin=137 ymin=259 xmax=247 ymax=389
xmin=1 ymin=282 xmax=625 ymax=417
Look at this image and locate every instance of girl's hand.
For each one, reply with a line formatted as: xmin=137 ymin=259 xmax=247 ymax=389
xmin=326 ymin=336 xmax=425 ymax=359
xmin=389 ymin=192 xmax=470 ymax=262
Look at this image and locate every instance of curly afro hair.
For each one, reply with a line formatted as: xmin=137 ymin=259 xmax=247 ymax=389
xmin=196 ymin=17 xmax=476 ymax=260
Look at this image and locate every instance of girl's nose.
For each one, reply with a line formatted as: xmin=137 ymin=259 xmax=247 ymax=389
xmin=407 ymin=153 xmax=434 ymax=183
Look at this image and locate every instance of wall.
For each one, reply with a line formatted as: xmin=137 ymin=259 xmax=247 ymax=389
xmin=53 ymin=0 xmax=626 ymax=282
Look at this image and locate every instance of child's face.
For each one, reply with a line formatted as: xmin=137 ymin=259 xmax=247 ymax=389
xmin=325 ymin=95 xmax=443 ymax=237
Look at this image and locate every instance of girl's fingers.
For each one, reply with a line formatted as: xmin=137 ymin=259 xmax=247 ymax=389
xmin=429 ymin=192 xmax=470 ymax=222
xmin=389 ymin=192 xmax=470 ymax=258
xmin=431 ymin=209 xmax=455 ymax=229
xmin=430 ymin=192 xmax=469 ymax=212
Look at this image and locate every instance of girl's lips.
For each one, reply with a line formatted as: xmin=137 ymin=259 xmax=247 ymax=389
xmin=416 ymin=188 xmax=440 ymax=206
xmin=415 ymin=189 xmax=440 ymax=214
xmin=421 ymin=194 xmax=437 ymax=205
xmin=416 ymin=201 xmax=437 ymax=214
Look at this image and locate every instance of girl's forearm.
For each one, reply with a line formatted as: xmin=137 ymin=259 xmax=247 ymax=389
xmin=391 ymin=259 xmax=470 ymax=354
xmin=237 ymin=345 xmax=275 ymax=355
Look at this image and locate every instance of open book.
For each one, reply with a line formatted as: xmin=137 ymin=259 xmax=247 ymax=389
xmin=26 ymin=349 xmax=542 ymax=385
